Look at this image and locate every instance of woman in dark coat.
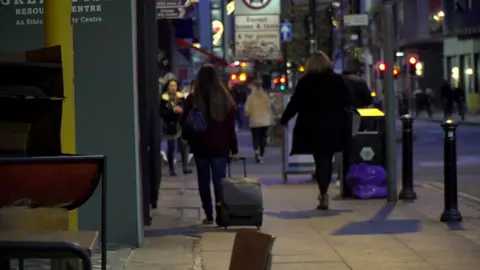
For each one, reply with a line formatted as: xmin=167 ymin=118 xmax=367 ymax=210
xmin=160 ymin=79 xmax=192 ymax=176
xmin=280 ymin=51 xmax=352 ymax=210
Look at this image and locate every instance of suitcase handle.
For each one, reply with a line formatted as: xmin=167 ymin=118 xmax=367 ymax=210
xmin=227 ymin=156 xmax=247 ymax=177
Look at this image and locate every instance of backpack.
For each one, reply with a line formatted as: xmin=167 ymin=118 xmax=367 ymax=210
xmin=184 ymin=106 xmax=207 ymax=135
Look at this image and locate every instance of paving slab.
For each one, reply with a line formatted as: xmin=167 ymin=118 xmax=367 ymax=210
xmin=124 ymin=166 xmax=480 ymax=270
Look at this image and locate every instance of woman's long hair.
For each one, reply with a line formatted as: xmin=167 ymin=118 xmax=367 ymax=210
xmin=192 ymin=65 xmax=235 ymax=121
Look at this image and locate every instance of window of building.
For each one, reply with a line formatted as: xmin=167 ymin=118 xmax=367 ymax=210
xmin=211 ymin=9 xmax=221 ymax=21
xmin=461 ymin=54 xmax=474 ymax=93
xmin=475 ymin=54 xmax=480 ymax=93
xmin=459 ymin=55 xmax=465 ymax=88
xmin=210 ymin=0 xmax=221 ymax=9
xmin=455 ymin=0 xmax=471 ymax=11
xmin=447 ymin=56 xmax=457 ymax=86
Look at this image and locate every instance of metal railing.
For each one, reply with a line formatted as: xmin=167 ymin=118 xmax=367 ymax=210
xmin=0 ymin=241 xmax=92 ymax=270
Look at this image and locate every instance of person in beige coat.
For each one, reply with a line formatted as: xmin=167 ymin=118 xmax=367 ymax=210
xmin=245 ymin=79 xmax=272 ymax=163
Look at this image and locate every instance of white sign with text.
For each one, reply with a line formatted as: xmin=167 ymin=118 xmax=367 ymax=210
xmin=235 ymin=31 xmax=281 ymax=59
xmin=234 ymin=15 xmax=280 ymax=31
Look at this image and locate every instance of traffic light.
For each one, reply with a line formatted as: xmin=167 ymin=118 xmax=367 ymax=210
xmin=407 ymin=55 xmax=418 ymax=76
xmin=280 ymin=75 xmax=287 ymax=91
xmin=377 ymin=61 xmax=386 ymax=79
xmin=393 ymin=66 xmax=399 ymax=79
xmin=273 ymin=75 xmax=287 ymax=91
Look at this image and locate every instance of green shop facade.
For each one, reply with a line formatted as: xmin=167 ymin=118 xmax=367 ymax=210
xmin=0 ymin=0 xmax=163 ymax=246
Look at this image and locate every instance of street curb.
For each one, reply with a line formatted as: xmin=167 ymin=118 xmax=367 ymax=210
xmin=418 ymin=118 xmax=480 ymax=126
xmin=421 ymin=182 xmax=480 ymax=204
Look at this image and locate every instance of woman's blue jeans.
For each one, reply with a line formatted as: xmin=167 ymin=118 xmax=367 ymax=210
xmin=195 ymin=156 xmax=228 ymax=219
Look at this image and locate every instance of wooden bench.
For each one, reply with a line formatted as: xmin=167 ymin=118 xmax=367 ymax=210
xmin=0 ymin=155 xmax=107 ymax=270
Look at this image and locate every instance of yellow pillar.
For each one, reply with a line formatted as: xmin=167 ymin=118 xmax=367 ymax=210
xmin=44 ymin=0 xmax=78 ymax=231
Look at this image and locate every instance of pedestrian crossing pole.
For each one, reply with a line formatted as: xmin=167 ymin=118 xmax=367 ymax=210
xmin=382 ymin=0 xmax=398 ymax=202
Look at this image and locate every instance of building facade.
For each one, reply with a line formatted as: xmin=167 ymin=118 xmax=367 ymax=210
xmin=363 ymin=0 xmax=445 ymax=107
xmin=443 ymin=0 xmax=480 ymax=112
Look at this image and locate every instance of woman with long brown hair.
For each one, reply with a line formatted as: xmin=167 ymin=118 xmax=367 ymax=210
xmin=181 ymin=64 xmax=238 ymax=224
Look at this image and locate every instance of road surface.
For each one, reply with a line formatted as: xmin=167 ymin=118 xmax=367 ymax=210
xmin=412 ymin=119 xmax=480 ymax=200
xmin=235 ymin=120 xmax=480 ymax=199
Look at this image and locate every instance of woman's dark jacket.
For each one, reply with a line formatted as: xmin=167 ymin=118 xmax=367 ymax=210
xmin=280 ymin=71 xmax=352 ymax=155
xmin=160 ymin=91 xmax=185 ymax=138
xmin=181 ymin=95 xmax=239 ymax=157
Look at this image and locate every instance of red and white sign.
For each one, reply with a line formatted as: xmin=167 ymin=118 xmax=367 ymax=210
xmin=241 ymin=0 xmax=272 ymax=10
xmin=234 ymin=0 xmax=280 ymax=15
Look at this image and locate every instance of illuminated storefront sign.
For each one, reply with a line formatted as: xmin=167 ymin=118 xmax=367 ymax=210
xmin=212 ymin=20 xmax=224 ymax=46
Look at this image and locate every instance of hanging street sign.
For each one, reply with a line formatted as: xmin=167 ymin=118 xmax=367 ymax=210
xmin=157 ymin=8 xmax=186 ymax=19
xmin=156 ymin=0 xmax=192 ymax=8
xmin=280 ymin=23 xmax=292 ymax=42
xmin=234 ymin=0 xmax=281 ymax=59
xmin=234 ymin=15 xmax=280 ymax=59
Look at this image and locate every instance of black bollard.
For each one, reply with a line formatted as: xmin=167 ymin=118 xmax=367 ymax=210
xmin=399 ymin=114 xmax=417 ymax=200
xmin=440 ymin=120 xmax=462 ymax=222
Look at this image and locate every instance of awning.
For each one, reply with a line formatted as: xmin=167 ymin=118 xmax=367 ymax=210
xmin=175 ymin=39 xmax=228 ymax=67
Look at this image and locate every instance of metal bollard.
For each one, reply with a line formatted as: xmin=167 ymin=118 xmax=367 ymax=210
xmin=440 ymin=120 xmax=462 ymax=222
xmin=399 ymin=115 xmax=417 ymax=200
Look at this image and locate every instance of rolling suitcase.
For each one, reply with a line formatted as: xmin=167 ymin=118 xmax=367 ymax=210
xmin=216 ymin=157 xmax=264 ymax=229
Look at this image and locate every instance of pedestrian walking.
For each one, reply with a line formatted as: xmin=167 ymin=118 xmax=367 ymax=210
xmin=280 ymin=51 xmax=352 ymax=210
xmin=441 ymin=80 xmax=454 ymax=118
xmin=245 ymin=79 xmax=272 ymax=163
xmin=181 ymin=64 xmax=239 ymax=224
xmin=160 ymin=79 xmax=192 ymax=176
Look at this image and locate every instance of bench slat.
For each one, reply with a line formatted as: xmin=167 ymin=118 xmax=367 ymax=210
xmin=0 ymin=231 xmax=98 ymax=254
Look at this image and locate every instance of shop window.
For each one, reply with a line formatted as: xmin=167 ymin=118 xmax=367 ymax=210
xmin=447 ymin=56 xmax=459 ymax=87
xmin=459 ymin=55 xmax=465 ymax=88
xmin=461 ymin=54 xmax=474 ymax=93
xmin=475 ymin=54 xmax=480 ymax=93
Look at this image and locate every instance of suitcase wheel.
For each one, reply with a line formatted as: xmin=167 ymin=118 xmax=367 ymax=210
xmin=224 ymin=226 xmax=228 ymax=230
xmin=256 ymin=223 xmax=262 ymax=229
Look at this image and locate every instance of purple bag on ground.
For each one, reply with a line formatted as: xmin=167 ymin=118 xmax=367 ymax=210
xmin=353 ymin=184 xmax=387 ymax=199
xmin=346 ymin=163 xmax=387 ymax=187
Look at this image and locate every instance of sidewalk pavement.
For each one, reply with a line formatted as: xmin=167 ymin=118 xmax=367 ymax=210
xmin=124 ymin=163 xmax=480 ymax=270
xmin=417 ymin=112 xmax=480 ymax=125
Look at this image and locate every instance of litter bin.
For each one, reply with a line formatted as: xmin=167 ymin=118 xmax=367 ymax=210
xmin=339 ymin=108 xmax=386 ymax=198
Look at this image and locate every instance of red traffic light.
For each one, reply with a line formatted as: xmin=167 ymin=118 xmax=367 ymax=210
xmin=378 ymin=62 xmax=386 ymax=71
xmin=408 ymin=56 xmax=417 ymax=65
